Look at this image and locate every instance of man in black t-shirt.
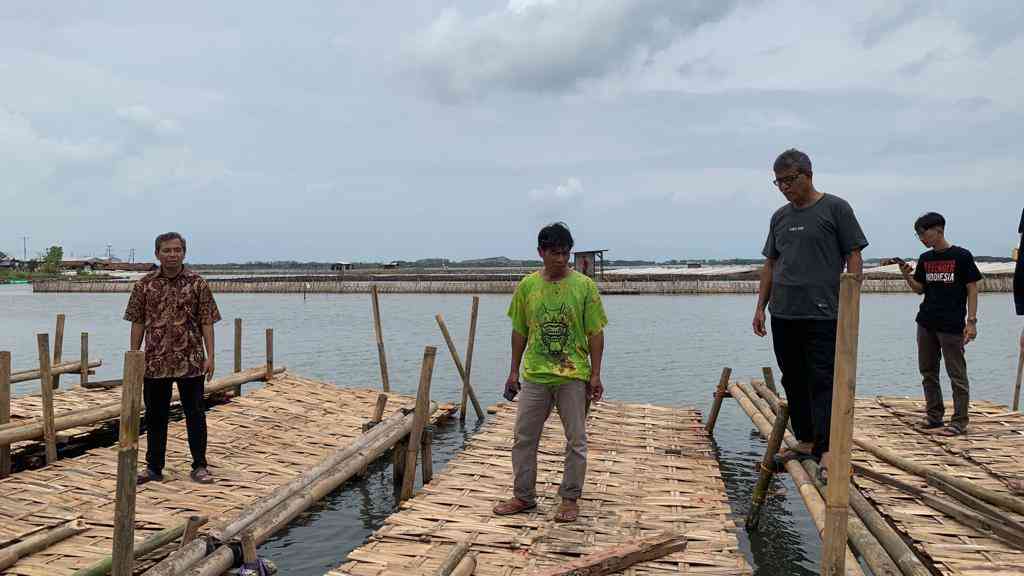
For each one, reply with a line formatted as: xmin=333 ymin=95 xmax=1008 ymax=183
xmin=1015 ymin=208 xmax=1023 ymax=316
xmin=898 ymin=212 xmax=981 ymax=435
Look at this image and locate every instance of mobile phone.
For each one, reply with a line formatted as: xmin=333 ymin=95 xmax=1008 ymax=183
xmin=881 ymin=257 xmax=905 ymax=266
xmin=503 ymin=381 xmax=520 ymax=401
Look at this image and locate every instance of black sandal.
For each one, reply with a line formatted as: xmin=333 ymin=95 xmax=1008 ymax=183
xmin=772 ymin=448 xmax=816 ymax=470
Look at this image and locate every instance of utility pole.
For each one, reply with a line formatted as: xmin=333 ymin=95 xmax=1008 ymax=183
xmin=21 ymin=236 xmax=28 ymax=260
xmin=106 ymin=244 xmax=112 ymax=260
xmin=129 ymin=248 xmax=135 ymax=263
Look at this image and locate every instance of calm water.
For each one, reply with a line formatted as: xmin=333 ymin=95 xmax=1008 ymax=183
xmin=2 ymin=284 xmax=1022 ymax=575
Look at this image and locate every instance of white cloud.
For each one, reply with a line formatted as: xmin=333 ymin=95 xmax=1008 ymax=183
xmin=116 ymin=104 xmax=181 ymax=136
xmin=529 ymin=177 xmax=582 ymax=202
xmin=408 ymin=0 xmax=741 ymax=101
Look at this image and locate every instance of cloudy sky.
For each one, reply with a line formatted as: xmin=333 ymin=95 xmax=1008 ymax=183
xmin=3 ymin=1 xmax=1022 ymax=263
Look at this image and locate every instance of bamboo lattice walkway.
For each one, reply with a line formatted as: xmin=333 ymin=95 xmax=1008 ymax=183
xmin=331 ymin=401 xmax=751 ymax=575
xmin=853 ymin=397 xmax=1024 ymax=575
xmin=0 ymin=374 xmax=416 ymax=575
xmin=4 ymin=383 xmax=137 ymax=454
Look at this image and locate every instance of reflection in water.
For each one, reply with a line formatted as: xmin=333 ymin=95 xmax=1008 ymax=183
xmin=3 ymin=287 xmax=1020 ymax=575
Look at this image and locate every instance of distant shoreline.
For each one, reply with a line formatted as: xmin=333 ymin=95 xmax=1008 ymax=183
xmin=31 ymin=274 xmax=1016 ymax=294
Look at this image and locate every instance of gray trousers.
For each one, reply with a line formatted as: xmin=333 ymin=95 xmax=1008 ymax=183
xmin=917 ymin=324 xmax=970 ymax=430
xmin=512 ymin=380 xmax=588 ymax=504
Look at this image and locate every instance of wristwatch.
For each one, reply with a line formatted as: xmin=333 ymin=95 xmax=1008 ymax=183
xmin=967 ymin=317 xmax=978 ymax=325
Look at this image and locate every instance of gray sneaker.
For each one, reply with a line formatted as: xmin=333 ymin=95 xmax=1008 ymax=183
xmin=190 ymin=467 xmax=214 ymax=484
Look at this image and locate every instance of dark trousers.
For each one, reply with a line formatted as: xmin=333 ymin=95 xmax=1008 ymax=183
xmin=771 ymin=317 xmax=838 ymax=458
xmin=917 ymin=324 xmax=970 ymax=430
xmin=143 ymin=375 xmax=208 ymax=473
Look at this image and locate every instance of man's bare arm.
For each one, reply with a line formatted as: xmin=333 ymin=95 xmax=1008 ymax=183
xmin=752 ymin=259 xmax=774 ymax=337
xmin=202 ymin=323 xmax=215 ymax=380
xmin=130 ymin=323 xmax=145 ymax=351
xmin=845 ymin=250 xmax=863 ymax=275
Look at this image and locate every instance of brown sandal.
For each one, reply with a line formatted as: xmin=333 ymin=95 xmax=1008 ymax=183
xmin=493 ymin=498 xmax=536 ymax=516
xmin=554 ymin=500 xmax=579 ymax=523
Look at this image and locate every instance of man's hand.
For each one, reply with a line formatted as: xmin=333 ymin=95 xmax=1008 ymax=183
xmin=753 ymin=308 xmax=767 ymax=337
xmin=504 ymin=371 xmax=521 ymax=399
xmin=203 ymin=357 xmax=215 ymax=382
xmin=963 ymin=323 xmax=978 ymax=347
xmin=587 ymin=374 xmax=604 ymax=402
xmin=1019 ymin=326 xmax=1024 ymax=352
xmin=899 ymin=261 xmax=914 ymax=276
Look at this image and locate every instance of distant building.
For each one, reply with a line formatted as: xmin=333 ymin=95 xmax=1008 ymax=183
xmin=331 ymin=261 xmax=354 ymax=271
xmin=573 ymin=249 xmax=607 ymax=280
xmin=382 ymin=262 xmax=399 ymax=269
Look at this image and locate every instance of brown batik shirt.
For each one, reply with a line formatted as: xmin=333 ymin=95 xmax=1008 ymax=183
xmin=123 ymin=267 xmax=222 ymax=378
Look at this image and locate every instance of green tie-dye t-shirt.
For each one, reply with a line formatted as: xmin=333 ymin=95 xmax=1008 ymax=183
xmin=507 ymin=270 xmax=608 ymax=387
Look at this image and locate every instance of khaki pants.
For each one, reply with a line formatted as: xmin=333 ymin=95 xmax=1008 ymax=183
xmin=512 ymin=380 xmax=588 ymax=504
xmin=917 ymin=324 xmax=970 ymax=430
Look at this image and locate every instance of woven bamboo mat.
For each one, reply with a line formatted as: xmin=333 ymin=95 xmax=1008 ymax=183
xmin=0 ymin=374 xmax=414 ymax=575
xmin=852 ymin=396 xmax=1024 ymax=575
xmin=5 ymin=383 xmax=134 ymax=453
xmin=331 ymin=401 xmax=751 ymax=576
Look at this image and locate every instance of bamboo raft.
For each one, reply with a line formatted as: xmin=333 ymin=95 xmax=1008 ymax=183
xmin=30 ymin=277 xmax=1019 ymax=295
xmin=329 ymin=400 xmax=752 ymax=575
xmin=0 ymin=374 xmax=423 ymax=575
xmin=853 ymin=396 xmax=1024 ymax=574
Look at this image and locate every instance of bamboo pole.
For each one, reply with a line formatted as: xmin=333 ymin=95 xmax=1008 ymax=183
xmin=0 ymin=520 xmax=88 ymax=571
xmin=729 ymin=382 xmax=865 ymax=576
xmin=179 ymin=516 xmax=206 ymax=549
xmin=1 ymin=351 xmax=9 ymax=477
xmin=434 ymin=315 xmax=484 ymax=420
xmin=530 ymin=532 xmax=688 ymax=576
xmin=81 ymin=333 xmax=89 ymax=386
xmin=112 ymin=350 xmax=145 ymax=576
xmin=265 ymin=328 xmax=274 ymax=381
xmin=421 ymin=427 xmax=434 ymax=485
xmin=402 ymin=346 xmax=436 ymax=501
xmin=704 ymin=367 xmax=732 ymax=433
xmin=0 ymin=366 xmax=282 ymax=448
xmin=750 ymin=383 xmax=928 ymax=576
xmin=1013 ymin=345 xmax=1023 ymax=411
xmin=434 ymin=542 xmax=471 ymax=576
xmin=52 ymin=314 xmax=65 ymax=390
xmin=746 ymin=401 xmax=788 ymax=530
xmin=71 ymin=516 xmax=207 ymax=576
xmin=822 ymin=274 xmax=862 ymax=576
xmin=371 ymin=285 xmax=391 ymax=393
xmin=762 ymin=366 xmax=777 ymax=394
xmin=233 ymin=318 xmax=242 ymax=396
xmin=11 ymin=359 xmax=103 ymax=384
xmin=154 ymin=404 xmax=429 ymax=576
xmin=392 ymin=439 xmax=407 ymax=490
xmin=449 ymin=555 xmax=476 ymax=576
xmin=36 ymin=334 xmax=58 ymax=464
xmin=461 ymin=296 xmax=479 ymax=421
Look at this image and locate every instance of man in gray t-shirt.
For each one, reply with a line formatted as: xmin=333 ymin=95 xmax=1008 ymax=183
xmin=753 ymin=149 xmax=868 ymax=478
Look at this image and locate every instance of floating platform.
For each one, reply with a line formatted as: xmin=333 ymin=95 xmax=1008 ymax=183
xmin=0 ymin=374 xmax=417 ymax=575
xmin=330 ymin=401 xmax=752 ymax=575
xmin=853 ymin=396 xmax=1024 ymax=574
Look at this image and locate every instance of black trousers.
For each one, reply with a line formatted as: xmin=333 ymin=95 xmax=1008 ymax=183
xmin=143 ymin=375 xmax=208 ymax=473
xmin=770 ymin=316 xmax=838 ymax=458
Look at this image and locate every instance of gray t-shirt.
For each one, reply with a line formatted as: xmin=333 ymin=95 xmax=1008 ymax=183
xmin=762 ymin=193 xmax=868 ymax=319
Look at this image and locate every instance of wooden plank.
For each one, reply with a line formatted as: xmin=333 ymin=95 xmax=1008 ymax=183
xmin=265 ymin=328 xmax=274 ymax=381
xmin=233 ymin=318 xmax=242 ymax=396
xmin=530 ymin=532 xmax=687 ymax=576
xmin=80 ymin=333 xmax=89 ymax=386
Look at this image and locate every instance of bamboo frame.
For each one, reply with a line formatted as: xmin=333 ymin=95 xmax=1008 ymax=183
xmin=401 ymin=346 xmax=436 ymax=501
xmin=52 ymin=314 xmax=65 ymax=390
xmin=461 ymin=296 xmax=479 ymax=422
xmin=36 ymin=334 xmax=58 ymax=464
xmin=111 ymin=350 xmax=145 ymax=576
xmin=370 ymin=285 xmax=390 ymax=393
xmin=80 ymin=333 xmax=89 ymax=385
xmin=704 ymin=367 xmax=732 ymax=433
xmin=0 ymin=351 xmax=9 ymax=477
xmin=434 ymin=315 xmax=484 ymax=420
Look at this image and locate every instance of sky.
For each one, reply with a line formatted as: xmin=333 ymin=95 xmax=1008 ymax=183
xmin=2 ymin=1 xmax=1023 ymax=263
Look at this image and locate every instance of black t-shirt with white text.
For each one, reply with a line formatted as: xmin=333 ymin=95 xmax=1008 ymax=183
xmin=914 ymin=246 xmax=983 ymax=333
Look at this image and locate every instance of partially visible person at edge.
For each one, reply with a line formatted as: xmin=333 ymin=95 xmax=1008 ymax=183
xmin=753 ymin=148 xmax=868 ymax=484
xmin=124 ymin=232 xmax=221 ymax=484
xmin=1011 ymin=208 xmax=1024 ymax=494
xmin=897 ymin=213 xmax=981 ymax=437
xmin=492 ymin=222 xmax=607 ymax=523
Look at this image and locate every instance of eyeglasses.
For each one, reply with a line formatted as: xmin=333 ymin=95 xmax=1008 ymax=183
xmin=772 ymin=173 xmax=802 ymax=188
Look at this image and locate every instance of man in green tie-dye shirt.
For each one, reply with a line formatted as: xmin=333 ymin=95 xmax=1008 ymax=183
xmin=493 ymin=222 xmax=607 ymax=523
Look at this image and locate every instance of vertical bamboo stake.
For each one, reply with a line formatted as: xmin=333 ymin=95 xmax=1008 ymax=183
xmin=401 ymin=346 xmax=436 ymax=501
xmin=111 ymin=350 xmax=145 ymax=576
xmin=392 ymin=439 xmax=407 ymax=490
xmin=704 ymin=367 xmax=733 ymax=433
xmin=179 ymin=516 xmax=204 ymax=549
xmin=435 ymin=315 xmax=484 ymax=420
xmin=0 ymin=351 xmax=10 ymax=477
xmin=233 ymin=318 xmax=242 ymax=396
xmin=746 ymin=401 xmax=789 ymax=530
xmin=372 ymin=393 xmax=388 ymax=423
xmin=421 ymin=427 xmax=434 ymax=485
xmin=822 ymin=274 xmax=862 ymax=576
xmin=461 ymin=297 xmax=480 ymax=421
xmin=265 ymin=328 xmax=274 ymax=381
xmin=36 ymin=334 xmax=58 ymax=464
xmin=80 ymin=333 xmax=89 ymax=386
xmin=762 ymin=366 xmax=777 ymax=394
xmin=240 ymin=531 xmax=257 ymax=565
xmin=371 ymin=286 xmax=391 ymax=392
xmin=52 ymin=314 xmax=65 ymax=390
xmin=1012 ymin=346 xmax=1023 ymax=412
